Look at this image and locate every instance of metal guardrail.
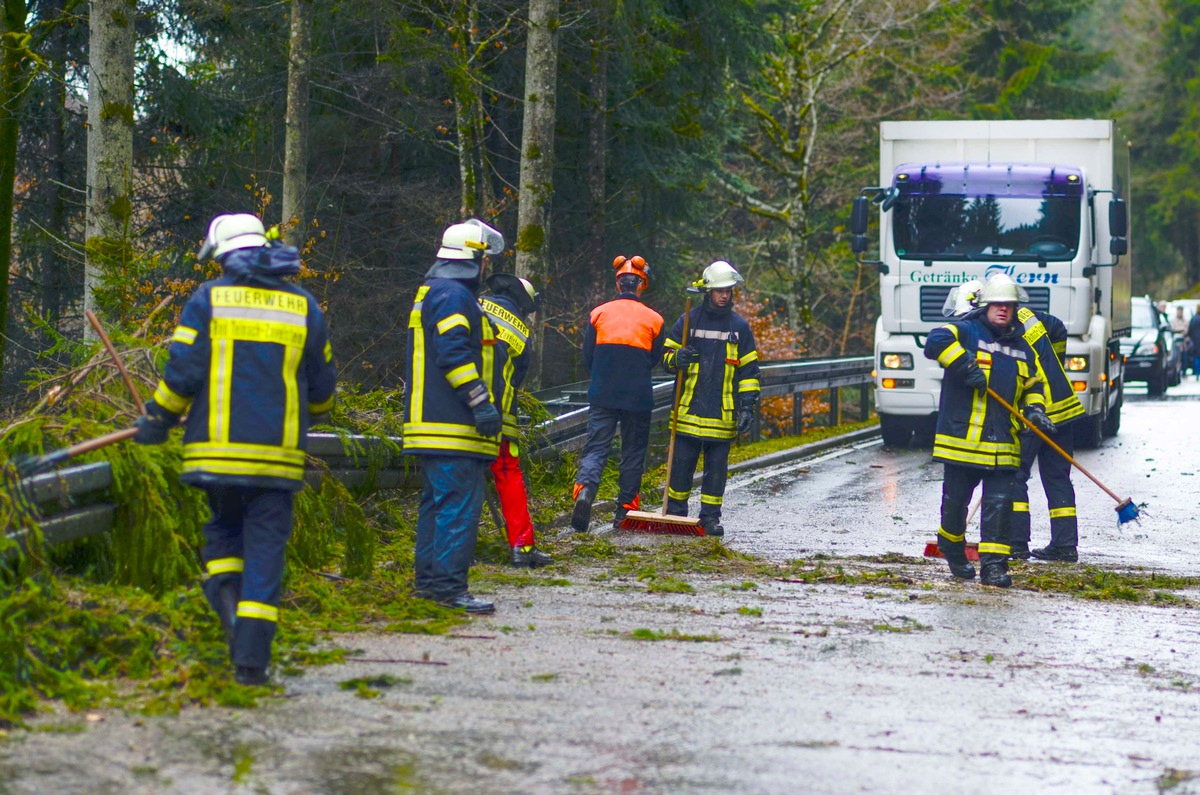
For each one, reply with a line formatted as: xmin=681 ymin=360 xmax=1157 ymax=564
xmin=4 ymin=355 xmax=874 ymax=552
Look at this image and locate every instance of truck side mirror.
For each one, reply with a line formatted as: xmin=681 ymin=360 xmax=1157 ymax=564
xmin=852 ymin=235 xmax=869 ymax=254
xmin=1109 ymin=198 xmax=1127 ymax=237
xmin=850 ymin=196 xmax=869 ymax=235
xmin=1110 ymin=237 xmax=1127 ymax=256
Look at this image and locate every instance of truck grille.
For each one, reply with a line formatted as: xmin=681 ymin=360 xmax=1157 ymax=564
xmin=919 ymin=286 xmax=1051 ymax=322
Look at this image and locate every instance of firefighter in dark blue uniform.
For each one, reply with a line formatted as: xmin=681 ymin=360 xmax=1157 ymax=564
xmin=1011 ymin=306 xmax=1085 ymax=562
xmin=481 ymin=273 xmax=553 ymax=568
xmin=925 ymin=275 xmax=1051 ymax=588
xmin=662 ymin=261 xmax=760 ymax=536
xmin=135 ymin=213 xmax=337 ymax=686
xmin=403 ymin=219 xmax=504 ymax=615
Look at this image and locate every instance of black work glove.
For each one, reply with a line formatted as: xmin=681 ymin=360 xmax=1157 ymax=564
xmin=456 ymin=379 xmax=501 ymax=436
xmin=959 ymin=359 xmax=987 ymax=391
xmin=1024 ymin=406 xmax=1056 ymax=436
xmin=736 ymin=396 xmax=759 ymax=434
xmin=675 ymin=346 xmax=699 ymax=367
xmin=134 ymin=402 xmax=180 ymax=445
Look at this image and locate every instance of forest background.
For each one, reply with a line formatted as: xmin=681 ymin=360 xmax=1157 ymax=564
xmin=0 ymin=0 xmax=1197 ymax=395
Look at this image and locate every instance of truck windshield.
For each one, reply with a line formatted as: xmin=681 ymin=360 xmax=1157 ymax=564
xmin=889 ymin=164 xmax=1082 ymax=262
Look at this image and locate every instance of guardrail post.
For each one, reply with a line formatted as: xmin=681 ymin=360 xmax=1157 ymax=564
xmin=860 ymin=383 xmax=870 ymax=420
xmin=792 ymin=390 xmax=804 ymax=435
xmin=829 ymin=386 xmax=840 ymax=426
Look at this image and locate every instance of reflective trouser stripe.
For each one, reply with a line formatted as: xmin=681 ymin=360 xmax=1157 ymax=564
xmin=700 ymin=494 xmax=723 ymax=506
xmin=206 ymin=557 xmax=244 ymax=576
xmin=938 ymin=526 xmax=965 ymax=543
xmin=1049 ymin=506 xmax=1077 ymax=518
xmin=978 ymin=542 xmax=1011 ymax=556
xmin=237 ymin=601 xmax=279 ymax=622
xmin=667 ymin=487 xmax=692 ymax=501
xmin=1013 ymin=502 xmax=1029 ymax=513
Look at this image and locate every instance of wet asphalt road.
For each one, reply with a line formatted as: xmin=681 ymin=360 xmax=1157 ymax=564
xmin=3 ymin=382 xmax=1200 ymax=794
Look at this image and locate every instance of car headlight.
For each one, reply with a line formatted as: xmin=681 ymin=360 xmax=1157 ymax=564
xmin=1133 ymin=342 xmax=1160 ymax=357
xmin=880 ymin=352 xmax=914 ymax=370
xmin=1064 ymin=356 xmax=1088 ymax=372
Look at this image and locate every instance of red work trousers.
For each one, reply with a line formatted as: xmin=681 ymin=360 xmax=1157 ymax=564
xmin=490 ymin=438 xmax=535 ymax=548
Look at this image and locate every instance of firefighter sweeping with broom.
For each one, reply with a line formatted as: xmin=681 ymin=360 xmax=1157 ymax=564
xmin=570 ymin=256 xmax=665 ymax=532
xmin=659 ymin=261 xmax=760 ymax=537
xmin=481 ymin=273 xmax=554 ymax=568
xmin=924 ymin=275 xmax=1051 ymax=588
xmin=134 ymin=213 xmax=337 ymax=686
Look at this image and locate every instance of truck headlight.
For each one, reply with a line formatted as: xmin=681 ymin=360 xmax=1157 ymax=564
xmin=1064 ymin=356 xmax=1088 ymax=372
xmin=880 ymin=352 xmax=913 ymax=370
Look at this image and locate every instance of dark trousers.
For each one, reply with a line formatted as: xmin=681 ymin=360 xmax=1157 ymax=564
xmin=937 ymin=463 xmax=1014 ymax=564
xmin=573 ymin=407 xmax=651 ymax=509
xmin=666 ymin=435 xmax=730 ymax=522
xmin=1012 ymin=431 xmax=1077 ymax=549
xmin=201 ymin=486 xmax=294 ymax=669
xmin=415 ymin=455 xmax=487 ymax=601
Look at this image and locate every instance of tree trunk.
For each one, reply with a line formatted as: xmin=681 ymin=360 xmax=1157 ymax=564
xmin=515 ymin=0 xmax=560 ymax=388
xmin=84 ymin=0 xmax=135 ymax=333
xmin=281 ymin=0 xmax=314 ymax=248
xmin=0 ymin=1 xmax=29 ymax=369
xmin=584 ymin=0 xmax=608 ymax=268
xmin=42 ymin=0 xmax=69 ymax=326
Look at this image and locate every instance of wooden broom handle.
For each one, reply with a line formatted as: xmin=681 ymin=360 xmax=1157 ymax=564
xmin=660 ymin=296 xmax=692 ymax=515
xmin=63 ymin=426 xmax=140 ymax=457
xmin=985 ymin=386 xmax=1122 ymax=505
xmin=87 ymin=309 xmax=145 ymax=413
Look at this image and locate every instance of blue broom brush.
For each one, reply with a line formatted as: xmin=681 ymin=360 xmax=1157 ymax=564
xmin=987 ymin=387 xmax=1141 ymax=525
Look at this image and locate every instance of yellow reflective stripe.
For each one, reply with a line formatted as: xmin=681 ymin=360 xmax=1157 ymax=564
xmin=323 ymin=341 xmax=333 ymax=363
xmin=507 ymin=440 xmax=519 ymax=457
xmin=1013 ymin=502 xmax=1029 ymax=512
xmin=1049 ymin=506 xmax=1077 ymax=518
xmin=978 ymin=542 xmax=1011 ymax=555
xmin=184 ymin=442 xmax=306 ymax=465
xmin=663 ymin=338 xmax=682 ymax=350
xmin=479 ymin=299 xmax=529 ymax=336
xmin=282 ymin=345 xmax=302 ymax=447
xmin=154 ymin=380 xmax=192 ymax=414
xmin=937 ymin=342 xmax=966 ymax=367
xmin=938 ymin=526 xmax=965 ymax=543
xmin=237 ymin=601 xmax=279 ymax=622
xmin=436 ymin=313 xmax=470 ymax=334
xmin=700 ymin=494 xmax=723 ymax=505
xmin=722 ymin=342 xmax=737 ymax=412
xmin=1052 ymin=341 xmax=1067 ymax=355
xmin=738 ymin=379 xmax=760 ymax=393
xmin=739 ymin=350 xmax=759 ymax=365
xmin=172 ymin=326 xmax=198 ymax=345
xmin=206 ymin=557 xmax=244 ymax=575
xmin=445 ymin=363 xmax=480 ymax=388
xmin=401 ymin=434 xmax=499 ymax=456
xmin=182 ymin=459 xmax=304 ymax=480
xmin=211 ymin=286 xmax=307 ymax=315
xmin=209 ymin=339 xmax=234 ymax=442
xmin=409 ymin=291 xmax=427 ymax=421
xmin=933 ymin=435 xmax=1020 ymax=468
xmin=481 ymin=319 xmax=496 ymax=399
xmin=310 ymin=394 xmax=335 ymax=415
xmin=210 ymin=316 xmax=307 ymax=347
xmin=667 ymin=487 xmax=692 ymax=501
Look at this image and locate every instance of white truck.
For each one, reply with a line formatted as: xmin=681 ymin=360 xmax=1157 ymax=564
xmin=849 ymin=120 xmax=1132 ymax=449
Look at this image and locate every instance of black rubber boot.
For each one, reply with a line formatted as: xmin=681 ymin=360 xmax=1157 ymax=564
xmin=980 ymin=560 xmax=1013 ymax=588
xmin=510 ymin=545 xmax=553 ymax=568
xmin=1009 ymin=544 xmax=1031 ymax=561
xmin=946 ymin=558 xmax=975 ymax=580
xmin=571 ymin=487 xmax=594 ymax=533
xmin=235 ymin=666 xmax=269 ymax=686
xmin=700 ymin=517 xmax=724 ymax=538
xmin=612 ymin=508 xmax=627 ymax=530
xmin=1030 ymin=545 xmax=1077 ymax=562
xmin=440 ymin=592 xmax=496 ymax=615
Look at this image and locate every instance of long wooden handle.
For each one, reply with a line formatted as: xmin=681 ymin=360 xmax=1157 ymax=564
xmin=660 ymin=296 xmax=692 ymax=516
xmin=64 ymin=426 xmax=140 ymax=457
xmin=985 ymin=386 xmax=1122 ymax=505
xmin=87 ymin=309 xmax=145 ymax=413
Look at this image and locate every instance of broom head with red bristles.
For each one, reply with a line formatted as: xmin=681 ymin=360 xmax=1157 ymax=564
xmin=923 ymin=541 xmax=979 ymax=561
xmin=619 ymin=509 xmax=705 ymax=536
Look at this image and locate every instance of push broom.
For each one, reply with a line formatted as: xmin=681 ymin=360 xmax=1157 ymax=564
xmin=987 ymin=386 xmax=1140 ymax=525
xmin=619 ymin=291 xmax=705 ymax=536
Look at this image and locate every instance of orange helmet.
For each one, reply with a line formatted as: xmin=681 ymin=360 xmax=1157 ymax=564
xmin=613 ymin=255 xmax=649 ymax=294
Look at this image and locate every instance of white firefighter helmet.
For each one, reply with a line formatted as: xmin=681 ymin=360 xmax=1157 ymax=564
xmin=198 ymin=213 xmax=268 ymax=261
xmin=698 ymin=260 xmax=744 ymax=291
xmin=977 ymin=273 xmax=1029 ymax=306
xmin=437 ymin=218 xmax=505 ymax=260
xmin=942 ymin=278 xmax=985 ymax=317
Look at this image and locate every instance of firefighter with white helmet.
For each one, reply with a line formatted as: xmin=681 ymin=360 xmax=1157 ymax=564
xmin=480 ymin=272 xmax=553 ymax=567
xmin=404 ymin=218 xmax=505 ymax=614
xmin=135 ymin=212 xmax=337 ymax=685
xmin=661 ymin=260 xmax=761 ymax=537
xmin=923 ymin=273 xmax=1048 ymax=587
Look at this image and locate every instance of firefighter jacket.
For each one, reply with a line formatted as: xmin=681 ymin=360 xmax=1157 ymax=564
xmin=403 ymin=277 xmax=500 ymax=460
xmin=925 ymin=314 xmax=1046 ymax=470
xmin=153 ymin=263 xmax=337 ymax=492
xmin=583 ymin=292 xmax=665 ymax=412
xmin=1016 ymin=307 xmax=1085 ymax=427
xmin=480 ymin=294 xmax=529 ymax=441
xmin=662 ymin=303 xmax=761 ymax=440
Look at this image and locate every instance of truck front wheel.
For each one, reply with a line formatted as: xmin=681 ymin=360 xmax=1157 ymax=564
xmin=1102 ymin=382 xmax=1122 ymax=438
xmin=879 ymin=414 xmax=914 ymax=448
xmin=1073 ymin=413 xmax=1103 ymax=449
